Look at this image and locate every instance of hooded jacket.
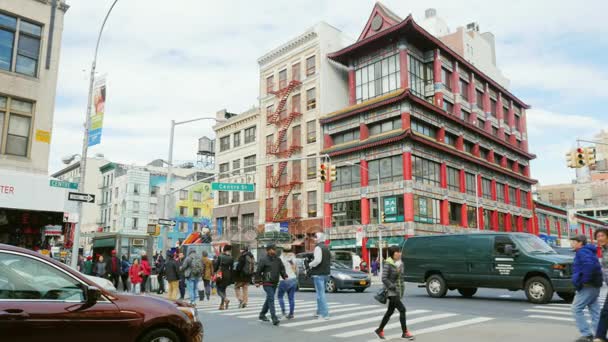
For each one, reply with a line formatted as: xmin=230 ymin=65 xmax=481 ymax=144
xmin=572 ymin=244 xmax=603 ymax=291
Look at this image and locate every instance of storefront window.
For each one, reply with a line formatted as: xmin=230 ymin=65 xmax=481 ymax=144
xmin=333 ymin=164 xmax=361 ymax=190
xmin=448 ymin=202 xmax=462 ymax=225
xmin=368 ymin=154 xmax=403 ymax=183
xmin=332 ymin=200 xmax=361 ymax=227
xmin=414 ymin=195 xmax=440 ymax=224
xmin=371 ymin=196 xmax=405 ymax=222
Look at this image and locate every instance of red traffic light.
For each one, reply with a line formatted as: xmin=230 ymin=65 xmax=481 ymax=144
xmin=577 ymin=148 xmax=584 ymax=153
xmin=320 ymin=163 xmax=327 ymax=170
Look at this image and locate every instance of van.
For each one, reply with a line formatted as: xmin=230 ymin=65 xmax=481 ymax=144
xmin=402 ymin=232 xmax=575 ymax=304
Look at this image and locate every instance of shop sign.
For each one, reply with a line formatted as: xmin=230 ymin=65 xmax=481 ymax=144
xmin=44 ymin=225 xmax=62 ymax=236
xmin=356 ymin=227 xmax=365 ymax=247
xmin=0 ymin=170 xmax=66 ymax=212
xmin=384 ymin=197 xmax=397 ymax=216
xmin=264 ymin=223 xmax=280 ymax=233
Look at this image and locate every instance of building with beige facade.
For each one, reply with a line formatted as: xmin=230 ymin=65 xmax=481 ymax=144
xmin=0 ymin=0 xmax=69 ymax=249
xmin=257 ymin=22 xmax=351 ymax=252
xmin=536 ymin=183 xmax=575 ymax=208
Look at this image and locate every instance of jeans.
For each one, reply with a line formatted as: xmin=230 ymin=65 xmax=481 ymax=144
xmin=312 ymin=275 xmax=329 ymax=318
xmin=157 ymin=274 xmax=166 ymax=293
xmin=379 ymin=296 xmax=407 ymax=332
xmin=130 ymin=282 xmax=140 ymax=294
xmin=141 ymin=275 xmax=149 ymax=293
xmin=278 ymin=278 xmax=297 ymax=316
xmin=217 ymin=285 xmax=228 ymax=305
xmin=260 ymin=285 xmax=278 ymax=319
xmin=573 ymin=286 xmax=601 ymax=336
xmin=186 ymin=277 xmax=199 ymax=304
xmin=596 ymin=291 xmax=608 ymax=338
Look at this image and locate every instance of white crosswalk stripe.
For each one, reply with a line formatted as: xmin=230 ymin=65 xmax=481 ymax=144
xmin=522 ymin=289 xmax=607 ymax=324
xmin=380 ymin=317 xmax=494 ymax=340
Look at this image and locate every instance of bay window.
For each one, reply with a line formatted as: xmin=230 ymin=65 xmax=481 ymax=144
xmin=355 ymin=54 xmax=400 ymax=103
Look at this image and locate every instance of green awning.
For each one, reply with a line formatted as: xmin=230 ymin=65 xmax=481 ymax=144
xmin=93 ymin=238 xmax=116 ymax=248
xmin=329 ymin=239 xmax=356 ymax=249
xmin=366 ymin=236 xmax=404 ymax=248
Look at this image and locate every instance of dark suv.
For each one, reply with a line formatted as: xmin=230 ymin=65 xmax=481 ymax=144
xmin=0 ymin=244 xmax=203 ymax=342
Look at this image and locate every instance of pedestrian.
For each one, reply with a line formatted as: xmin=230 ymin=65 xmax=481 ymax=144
xmin=256 ymin=244 xmax=287 ymax=326
xmin=180 ymin=249 xmax=203 ymax=305
xmin=106 ymin=250 xmax=121 ymax=289
xmin=165 ymin=250 xmax=180 ymax=301
xmin=129 ymin=258 xmax=143 ymax=294
xmin=372 ymin=258 xmax=379 ymax=276
xmin=77 ymin=255 xmax=85 ymax=273
xmin=140 ymin=255 xmax=151 ymax=293
xmin=120 ymin=255 xmax=130 ymax=292
xmin=308 ymin=232 xmax=331 ymax=320
xmin=278 ymin=246 xmax=297 ymax=319
xmin=155 ymin=252 xmax=166 ymax=295
xmin=594 ymin=228 xmax=608 ymax=342
xmin=374 ymin=246 xmax=414 ymax=340
xmin=234 ymin=246 xmax=255 ymax=309
xmin=200 ymin=251 xmax=213 ymax=301
xmin=95 ymin=255 xmax=107 ymax=278
xmin=571 ymin=234 xmax=602 ymax=342
xmin=214 ymin=245 xmax=234 ymax=310
xmin=177 ymin=251 xmax=186 ymax=300
xmin=83 ymin=256 xmax=93 ymax=275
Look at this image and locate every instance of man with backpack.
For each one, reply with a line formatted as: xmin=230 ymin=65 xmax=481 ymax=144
xmin=180 ymin=249 xmax=203 ymax=305
xmin=234 ymin=246 xmax=255 ymax=308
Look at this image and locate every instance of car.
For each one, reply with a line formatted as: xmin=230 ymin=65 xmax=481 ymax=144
xmin=295 ymin=253 xmax=371 ymax=293
xmin=553 ymin=246 xmax=575 ymax=257
xmin=332 ymin=251 xmax=362 ymax=271
xmin=402 ymin=232 xmax=575 ymax=304
xmin=83 ymin=274 xmax=117 ymax=292
xmin=0 ymin=244 xmax=203 ymax=342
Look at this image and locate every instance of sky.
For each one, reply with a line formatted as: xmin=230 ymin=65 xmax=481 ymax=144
xmin=50 ymin=0 xmax=608 ymax=185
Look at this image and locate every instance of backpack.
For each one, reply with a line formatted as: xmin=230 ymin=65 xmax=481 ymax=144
xmin=190 ymin=256 xmax=203 ymax=278
xmin=242 ymin=254 xmax=255 ymax=276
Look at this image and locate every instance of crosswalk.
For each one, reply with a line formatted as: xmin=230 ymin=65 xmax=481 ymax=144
xmin=197 ymin=297 xmax=494 ymax=340
xmin=524 ymin=292 xmax=606 ymax=324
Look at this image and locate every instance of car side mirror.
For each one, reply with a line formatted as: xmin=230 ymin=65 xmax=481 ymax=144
xmin=84 ymin=286 xmax=101 ymax=307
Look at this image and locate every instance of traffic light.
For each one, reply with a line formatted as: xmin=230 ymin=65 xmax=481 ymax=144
xmin=381 ymin=211 xmax=385 ymax=223
xmin=319 ymin=163 xmax=327 ymax=182
xmin=584 ymin=147 xmax=597 ymax=166
xmin=565 ymin=150 xmax=577 ymax=168
xmin=575 ymin=147 xmax=586 ymax=168
xmin=329 ymin=165 xmax=337 ymax=182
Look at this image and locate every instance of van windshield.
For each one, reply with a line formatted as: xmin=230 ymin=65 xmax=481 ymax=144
xmin=515 ymin=235 xmax=556 ymax=254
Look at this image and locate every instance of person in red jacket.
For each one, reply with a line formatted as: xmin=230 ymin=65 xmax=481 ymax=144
xmin=129 ymin=258 xmax=143 ymax=294
xmin=140 ymin=255 xmax=151 ymax=294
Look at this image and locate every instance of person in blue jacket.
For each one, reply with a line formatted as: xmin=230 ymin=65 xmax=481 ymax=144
xmin=571 ymin=234 xmax=602 ymax=342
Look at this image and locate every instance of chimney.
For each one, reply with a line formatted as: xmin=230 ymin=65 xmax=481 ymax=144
xmin=216 ymin=109 xmax=227 ymax=121
xmin=425 ymin=8 xmax=437 ymax=18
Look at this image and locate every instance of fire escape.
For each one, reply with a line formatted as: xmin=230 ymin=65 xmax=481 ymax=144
xmin=266 ymin=79 xmax=303 ymax=222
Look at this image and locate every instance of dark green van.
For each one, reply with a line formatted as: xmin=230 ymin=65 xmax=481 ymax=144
xmin=402 ymin=232 xmax=575 ymax=304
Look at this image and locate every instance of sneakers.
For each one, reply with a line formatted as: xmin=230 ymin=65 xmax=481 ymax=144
xmin=576 ymin=336 xmax=593 ymax=342
xmin=272 ymin=318 xmax=280 ymax=326
xmin=374 ymin=329 xmax=386 ymax=340
xmin=259 ymin=315 xmax=270 ymax=322
xmin=402 ymin=330 xmax=415 ymax=340
xmin=286 ymin=314 xmax=294 ymax=320
xmin=593 ymin=338 xmax=607 ymax=342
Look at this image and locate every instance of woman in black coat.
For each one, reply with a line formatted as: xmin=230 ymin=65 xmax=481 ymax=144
xmin=214 ymin=245 xmax=234 ymax=310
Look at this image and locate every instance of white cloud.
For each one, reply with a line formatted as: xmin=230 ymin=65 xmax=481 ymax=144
xmin=526 ymin=108 xmax=603 ymax=135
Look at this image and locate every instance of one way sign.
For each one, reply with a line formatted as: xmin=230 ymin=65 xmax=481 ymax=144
xmin=68 ymin=192 xmax=96 ymax=203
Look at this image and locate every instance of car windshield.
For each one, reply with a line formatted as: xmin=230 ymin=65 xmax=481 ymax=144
xmin=331 ymin=261 xmax=351 ymax=269
xmin=515 ymin=235 xmax=556 ymax=254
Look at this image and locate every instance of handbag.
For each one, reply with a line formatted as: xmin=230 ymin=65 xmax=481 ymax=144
xmin=374 ymin=288 xmax=388 ymax=304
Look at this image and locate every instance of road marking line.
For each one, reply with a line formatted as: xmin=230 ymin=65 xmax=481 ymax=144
xmin=337 ymin=312 xmax=453 ymax=338
xmin=233 ymin=302 xmax=340 ymax=319
xmin=306 ymin=310 xmax=431 ymax=333
xmin=527 ymin=315 xmax=575 ymax=322
xmin=280 ymin=304 xmax=380 ymax=323
xmin=209 ymin=302 xmax=319 ymax=315
xmin=525 ymin=309 xmax=571 ymax=316
xmin=282 ymin=308 xmax=387 ymax=328
xmin=546 ymin=303 xmax=572 ymax=307
xmin=379 ymin=317 xmax=494 ymax=340
xmin=197 ymin=300 xmax=307 ymax=311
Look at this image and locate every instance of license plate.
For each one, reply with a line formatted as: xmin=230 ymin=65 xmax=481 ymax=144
xmin=359 ymin=280 xmax=367 ymax=285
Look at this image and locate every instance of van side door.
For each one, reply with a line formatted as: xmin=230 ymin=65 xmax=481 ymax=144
xmin=491 ymin=236 xmax=520 ymax=288
xmin=465 ymin=235 xmax=493 ymax=287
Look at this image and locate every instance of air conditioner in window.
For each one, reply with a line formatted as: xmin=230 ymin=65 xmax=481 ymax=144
xmin=132 ymin=239 xmax=145 ymax=246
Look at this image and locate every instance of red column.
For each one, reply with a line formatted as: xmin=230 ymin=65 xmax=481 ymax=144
xmin=534 ymin=215 xmax=539 ymax=235
xmin=491 ymin=210 xmax=498 ymax=231
xmin=490 ymin=179 xmax=497 ymax=201
xmin=401 ymin=112 xmax=411 ymax=130
xmin=500 ymin=155 xmax=508 ymax=168
xmin=461 ymin=203 xmax=468 ymax=228
xmin=477 ymin=174 xmax=483 ymax=198
xmin=361 ymin=198 xmax=370 ymax=225
xmin=360 ymin=123 xmax=369 ymax=140
xmin=516 ymin=188 xmax=522 ymax=207
xmin=452 ymin=62 xmax=461 ymax=117
xmin=545 ymin=216 xmax=551 ymax=235
xmin=437 ymin=127 xmax=446 ymax=143
xmin=507 ymin=101 xmax=515 ymax=128
xmin=348 ymin=67 xmax=356 ymax=105
xmin=360 ymin=159 xmax=369 ymax=186
xmin=478 ymin=207 xmax=485 ymax=230
xmin=523 ymin=165 xmax=530 ymax=177
xmin=488 ymin=150 xmax=495 ymax=163
xmin=473 ymin=143 xmax=480 ymax=157
xmin=517 ymin=216 xmax=524 ymax=232
xmin=433 ymin=49 xmax=443 ymax=108
xmin=404 ymin=193 xmax=414 ymax=222
xmin=440 ymin=163 xmax=447 ymax=188
xmin=513 ymin=161 xmax=520 ymax=174
xmin=440 ymin=199 xmax=449 ymax=225
xmin=527 ymin=192 xmax=533 ymax=210
xmin=323 ymin=134 xmax=333 ymax=149
xmin=530 ymin=216 xmax=537 ymax=235
xmin=399 ymin=47 xmax=409 ymax=89
xmin=459 ymin=169 xmax=466 ymax=193
xmin=324 ymin=181 xmax=332 ymax=228
xmin=556 ymin=220 xmax=562 ymax=240
xmin=582 ymin=223 xmax=586 ymax=236
xmin=505 ymin=213 xmax=512 ymax=232
xmin=361 ymin=237 xmax=369 ymax=266
xmin=469 ymin=74 xmax=477 ymax=124
xmin=403 ymin=152 xmax=412 ymax=180
xmin=456 ymin=135 xmax=464 ymax=150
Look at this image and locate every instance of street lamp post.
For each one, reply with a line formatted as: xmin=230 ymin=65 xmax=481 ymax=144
xmin=162 ymin=117 xmax=226 ymax=251
xmin=71 ymin=0 xmax=119 ymax=269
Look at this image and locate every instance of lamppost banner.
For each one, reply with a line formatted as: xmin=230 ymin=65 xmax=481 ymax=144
xmin=88 ymin=75 xmax=107 ymax=147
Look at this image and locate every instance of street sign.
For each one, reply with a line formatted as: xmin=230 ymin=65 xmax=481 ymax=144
xmin=211 ymin=182 xmax=255 ymax=192
xmin=158 ymin=219 xmax=177 ymax=227
xmin=50 ymin=179 xmax=79 ymax=190
xmin=68 ymin=192 xmax=95 ymax=203
xmin=279 ymin=222 xmax=289 ymax=233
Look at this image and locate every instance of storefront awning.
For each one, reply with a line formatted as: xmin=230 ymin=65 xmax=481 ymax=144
xmin=329 ymin=239 xmax=357 ymax=249
xmin=0 ymin=170 xmax=67 ymax=212
xmin=93 ymin=238 xmax=116 ymax=248
xmin=366 ymin=236 xmax=404 ymax=248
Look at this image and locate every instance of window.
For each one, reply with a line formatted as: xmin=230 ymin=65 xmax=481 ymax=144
xmin=178 ymin=221 xmax=188 ymax=233
xmin=509 ymin=187 xmax=517 ymax=205
xmin=514 ymin=115 xmax=521 ymax=131
xmin=443 ymin=101 xmax=454 ymax=114
xmin=444 ymin=133 xmax=456 ymax=147
xmin=408 ymin=55 xmax=433 ymax=99
xmin=0 ymin=97 xmax=34 ymax=157
xmin=496 ymin=183 xmax=505 ymax=202
xmin=233 ymin=131 xmax=241 ymax=148
xmin=477 ymin=118 xmax=485 ymax=130
xmin=133 ymin=184 xmax=141 ymax=195
xmin=368 ymin=155 xmax=403 ymax=183
xmin=133 ymin=218 xmax=139 ymax=229
xmin=232 ymin=191 xmax=240 ymax=203
xmin=411 ymin=120 xmax=437 ymax=138
xmin=497 ymin=212 xmax=505 ymax=232
xmin=460 ymin=79 xmax=469 ymax=101
xmin=333 ymin=164 xmax=361 ymax=190
xmin=483 ymin=209 xmax=492 ymax=230
xmin=306 ymin=88 xmax=316 ymax=110
xmin=307 ymin=156 xmax=317 ymax=179
xmin=232 ymin=159 xmax=240 ymax=175
xmin=480 ymin=147 xmax=488 ymax=160
xmin=441 ymin=68 xmax=452 ymax=91
xmin=192 ymin=191 xmax=202 ymax=202
xmin=266 ymin=134 xmax=273 ymax=153
xmin=218 ymin=191 xmax=229 ymax=205
xmin=482 ymin=178 xmax=492 ymax=200
xmin=491 ymin=126 xmax=498 ymax=136
xmin=292 ymin=193 xmax=301 ymax=217
xmin=292 ymin=62 xmax=300 ymax=81
xmin=332 ymin=129 xmax=360 ymax=145
xmin=447 ymin=167 xmax=460 ymax=192
xmin=521 ymin=191 xmax=529 ymax=208
xmin=490 ymin=99 xmax=497 ymax=117
xmin=355 ymin=54 xmax=400 ymax=103
xmin=193 ymin=222 xmax=201 ymax=232
xmin=467 ymin=206 xmax=477 ymax=228
xmin=0 ymin=253 xmax=85 ymax=301
xmin=219 ymin=163 xmax=229 ymax=179
xmin=369 ymin=117 xmax=401 ymax=136
xmin=494 ymin=236 xmax=515 ymax=255
xmin=464 ymin=141 xmax=474 ymax=154
xmin=0 ymin=14 xmax=41 ymax=77
xmin=220 ymin=136 xmax=230 ymax=152
xmin=133 ymin=201 xmax=140 ymax=213
xmin=307 ymin=191 xmax=317 ymax=217
xmin=292 ymin=125 xmax=301 ymax=147
xmin=465 ymin=172 xmax=476 ymax=196
xmin=414 ymin=195 xmax=440 ymax=224
xmin=244 ymin=155 xmax=256 ymax=173
xmin=463 ymin=110 xmax=471 ymax=123
xmin=278 ymin=69 xmax=287 ymax=89
xmin=449 ymin=202 xmax=462 ymax=225
xmin=306 ymin=55 xmax=315 ymax=76
xmin=179 ymin=206 xmax=188 ymax=216
xmin=332 ymin=200 xmax=361 ymax=227
xmin=179 ymin=189 xmax=188 ymax=200
xmin=476 ymin=90 xmax=484 ymax=110
xmin=291 ymin=93 xmax=301 ymax=113
xmin=151 ymin=186 xmax=159 ymax=197
xmin=412 ymin=156 xmax=440 ymax=186
xmin=266 ymin=75 xmax=274 ymax=93
xmin=306 ymin=120 xmax=316 ymax=143
xmin=244 ymin=126 xmax=256 ymax=144
xmin=266 ymin=105 xmax=274 ymax=121
xmin=244 ymin=184 xmax=255 ymax=201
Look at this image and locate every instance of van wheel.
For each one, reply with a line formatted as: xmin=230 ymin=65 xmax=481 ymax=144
xmin=426 ymin=274 xmax=447 ymax=298
xmin=524 ymin=276 xmax=553 ymax=304
xmin=140 ymin=328 xmax=180 ymax=342
xmin=457 ymin=288 xmax=477 ymax=298
xmin=557 ymin=292 xmax=574 ymax=303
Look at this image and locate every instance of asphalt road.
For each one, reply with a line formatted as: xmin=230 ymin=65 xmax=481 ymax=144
xmin=198 ymin=282 xmax=602 ymax=342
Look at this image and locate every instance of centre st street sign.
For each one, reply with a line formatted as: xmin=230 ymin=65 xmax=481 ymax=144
xmin=68 ymin=192 xmax=95 ymax=203
xmin=211 ymin=182 xmax=255 ymax=192
xmin=50 ymin=179 xmax=79 ymax=190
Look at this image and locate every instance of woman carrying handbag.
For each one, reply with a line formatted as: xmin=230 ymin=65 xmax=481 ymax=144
xmin=374 ymin=246 xmax=414 ymax=340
